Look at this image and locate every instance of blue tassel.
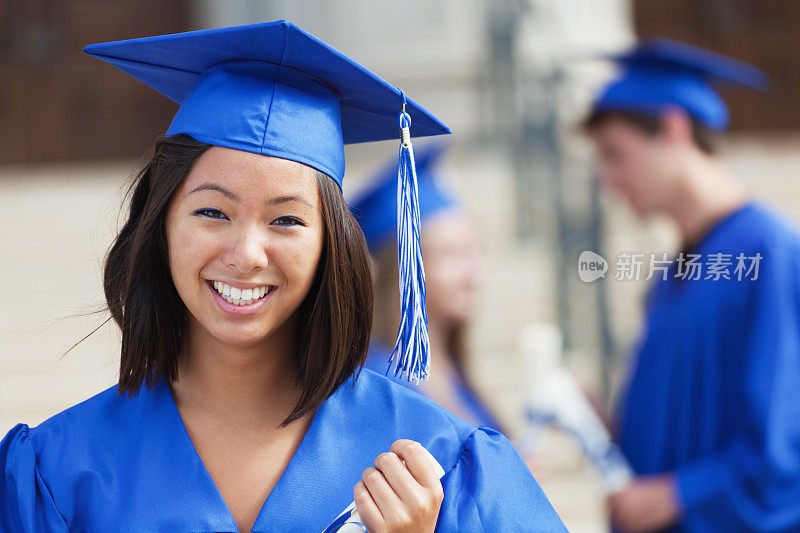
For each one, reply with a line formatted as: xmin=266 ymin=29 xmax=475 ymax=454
xmin=386 ymin=95 xmax=431 ymax=383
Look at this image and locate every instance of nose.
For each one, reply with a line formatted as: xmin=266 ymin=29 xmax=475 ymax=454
xmin=222 ymin=223 xmax=269 ymax=274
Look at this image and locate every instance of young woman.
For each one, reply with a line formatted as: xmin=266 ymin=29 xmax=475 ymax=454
xmin=352 ymin=145 xmax=506 ymax=433
xmin=0 ymin=21 xmax=566 ymax=532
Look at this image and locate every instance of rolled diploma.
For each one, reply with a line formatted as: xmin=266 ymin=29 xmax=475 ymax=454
xmin=520 ymin=365 xmax=633 ymax=493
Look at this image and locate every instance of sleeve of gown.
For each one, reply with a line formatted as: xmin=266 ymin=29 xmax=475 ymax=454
xmin=1 ymin=423 xmax=69 ymax=532
xmin=437 ymin=426 xmax=567 ymax=532
xmin=674 ymin=245 xmax=800 ymax=532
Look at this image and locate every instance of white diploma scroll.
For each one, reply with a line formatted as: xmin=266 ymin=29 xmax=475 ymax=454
xmin=516 ymin=323 xmax=633 ymax=494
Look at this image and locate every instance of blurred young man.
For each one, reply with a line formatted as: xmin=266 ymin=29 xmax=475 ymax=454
xmin=584 ymin=39 xmax=800 ymax=532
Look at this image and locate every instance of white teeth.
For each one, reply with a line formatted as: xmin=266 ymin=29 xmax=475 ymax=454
xmin=211 ymin=281 xmax=270 ymax=306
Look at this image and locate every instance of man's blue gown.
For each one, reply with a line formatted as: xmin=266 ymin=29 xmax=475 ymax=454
xmin=616 ymin=201 xmax=800 ymax=532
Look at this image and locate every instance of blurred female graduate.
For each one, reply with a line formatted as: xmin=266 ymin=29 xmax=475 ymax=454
xmin=0 ymin=21 xmax=566 ymax=532
xmin=350 ymin=144 xmax=505 ymax=434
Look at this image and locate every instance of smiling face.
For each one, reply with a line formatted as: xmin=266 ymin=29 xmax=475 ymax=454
xmin=164 ymin=146 xmax=324 ymax=350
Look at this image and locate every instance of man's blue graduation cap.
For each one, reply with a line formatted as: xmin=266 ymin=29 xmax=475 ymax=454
xmin=85 ymin=20 xmax=448 ymax=382
xmin=349 ymin=143 xmax=458 ymax=252
xmin=593 ymin=38 xmax=768 ymax=131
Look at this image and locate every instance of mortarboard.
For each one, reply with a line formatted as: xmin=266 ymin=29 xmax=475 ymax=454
xmin=83 ymin=20 xmax=449 ymax=188
xmin=592 ymin=37 xmax=768 ymax=131
xmin=84 ymin=20 xmax=449 ymax=382
xmin=349 ymin=142 xmax=458 ymax=252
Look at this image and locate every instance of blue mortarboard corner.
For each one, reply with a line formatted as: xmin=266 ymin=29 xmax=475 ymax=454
xmin=593 ymin=37 xmax=769 ymax=130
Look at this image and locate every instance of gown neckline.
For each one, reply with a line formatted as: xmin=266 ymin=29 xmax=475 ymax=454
xmin=663 ymin=199 xmax=756 ymax=289
xmin=679 ymin=199 xmax=755 ymax=257
xmin=154 ymin=373 xmax=347 ymax=532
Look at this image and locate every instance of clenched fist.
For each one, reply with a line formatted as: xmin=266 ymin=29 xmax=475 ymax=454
xmin=354 ymin=439 xmax=444 ymax=533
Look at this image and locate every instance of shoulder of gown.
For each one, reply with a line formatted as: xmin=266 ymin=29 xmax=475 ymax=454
xmin=720 ymin=201 xmax=800 ymax=254
xmin=0 ymin=382 xmax=124 ymax=532
xmin=363 ymin=345 xmax=506 ymax=432
xmin=352 ymin=368 xmax=567 ymax=531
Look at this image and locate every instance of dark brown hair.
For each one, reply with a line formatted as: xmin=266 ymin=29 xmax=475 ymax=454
xmin=103 ymin=134 xmax=373 ymax=426
xmin=582 ymin=109 xmax=718 ymax=155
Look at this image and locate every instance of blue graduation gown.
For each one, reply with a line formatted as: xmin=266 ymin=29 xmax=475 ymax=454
xmin=364 ymin=344 xmax=505 ymax=433
xmin=0 ymin=367 xmax=565 ymax=532
xmin=616 ymin=201 xmax=800 ymax=532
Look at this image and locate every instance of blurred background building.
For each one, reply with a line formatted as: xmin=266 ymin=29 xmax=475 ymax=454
xmin=2 ymin=1 xmax=800 ymax=531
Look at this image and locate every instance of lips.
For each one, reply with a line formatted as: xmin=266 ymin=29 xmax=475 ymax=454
xmin=206 ymin=280 xmax=278 ymax=316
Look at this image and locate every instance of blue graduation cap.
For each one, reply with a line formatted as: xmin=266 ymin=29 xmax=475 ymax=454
xmin=83 ymin=20 xmax=449 ymax=188
xmin=593 ymin=37 xmax=768 ymax=131
xmin=349 ymin=142 xmax=458 ymax=252
xmin=84 ymin=20 xmax=450 ymax=382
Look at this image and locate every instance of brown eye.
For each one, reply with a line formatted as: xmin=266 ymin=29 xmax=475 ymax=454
xmin=272 ymin=216 xmax=304 ymax=227
xmin=194 ymin=208 xmax=229 ymax=220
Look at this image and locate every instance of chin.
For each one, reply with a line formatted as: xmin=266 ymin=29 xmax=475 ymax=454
xmin=194 ymin=315 xmax=278 ymax=348
xmin=633 ymin=200 xmax=661 ymax=217
xmin=443 ymin=305 xmax=471 ymax=325
xmin=209 ymin=328 xmax=273 ymax=349
xmin=625 ymin=195 xmax=652 ymax=217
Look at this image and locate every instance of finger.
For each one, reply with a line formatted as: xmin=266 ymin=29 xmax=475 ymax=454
xmin=613 ymin=498 xmax=644 ymax=533
xmin=607 ymin=492 xmax=628 ymax=518
xmin=606 ymin=494 xmax=617 ymax=508
xmin=354 ymin=480 xmax=384 ymax=532
xmin=391 ymin=440 xmax=441 ymax=490
xmin=608 ymin=496 xmax=629 ymax=528
xmin=374 ymin=451 xmax=424 ymax=504
xmin=361 ymin=466 xmax=403 ymax=516
xmin=611 ymin=510 xmax=635 ymax=533
xmin=625 ymin=507 xmax=650 ymax=533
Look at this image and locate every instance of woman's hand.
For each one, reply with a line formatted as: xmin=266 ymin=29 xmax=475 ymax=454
xmin=354 ymin=439 xmax=444 ymax=533
xmin=607 ymin=473 xmax=681 ymax=532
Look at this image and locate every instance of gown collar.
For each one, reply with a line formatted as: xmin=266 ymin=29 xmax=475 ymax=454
xmin=151 ymin=372 xmax=365 ymax=532
xmin=679 ymin=199 xmax=755 ymax=257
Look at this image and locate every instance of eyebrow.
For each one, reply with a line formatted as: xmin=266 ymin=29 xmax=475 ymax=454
xmin=189 ymin=183 xmax=313 ymax=209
